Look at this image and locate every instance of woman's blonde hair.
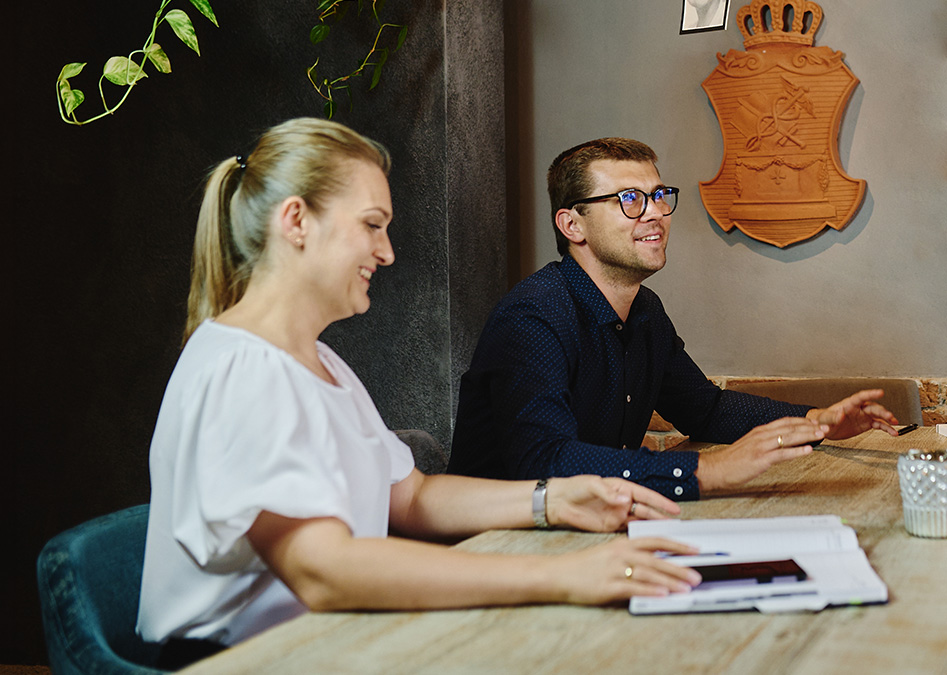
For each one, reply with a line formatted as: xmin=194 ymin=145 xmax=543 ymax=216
xmin=183 ymin=118 xmax=391 ymax=342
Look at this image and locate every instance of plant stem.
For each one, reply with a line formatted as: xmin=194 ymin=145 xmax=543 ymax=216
xmin=59 ymin=0 xmax=172 ymax=125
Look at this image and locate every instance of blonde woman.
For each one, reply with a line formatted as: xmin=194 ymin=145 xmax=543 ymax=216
xmin=136 ymin=118 xmax=700 ymax=669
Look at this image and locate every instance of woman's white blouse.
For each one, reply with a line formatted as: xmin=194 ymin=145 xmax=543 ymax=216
xmin=136 ymin=321 xmax=415 ymax=645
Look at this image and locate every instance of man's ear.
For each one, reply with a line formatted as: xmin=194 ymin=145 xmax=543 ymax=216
xmin=554 ymin=208 xmax=587 ymax=246
xmin=276 ymin=196 xmax=309 ymax=246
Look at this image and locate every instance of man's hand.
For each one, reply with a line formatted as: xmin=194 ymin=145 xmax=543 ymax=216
xmin=545 ymin=476 xmax=682 ymax=532
xmin=696 ymin=417 xmax=828 ymax=495
xmin=805 ymin=389 xmax=899 ymax=439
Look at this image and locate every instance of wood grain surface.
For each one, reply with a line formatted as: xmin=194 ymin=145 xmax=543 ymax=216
xmin=182 ymin=428 xmax=947 ymax=674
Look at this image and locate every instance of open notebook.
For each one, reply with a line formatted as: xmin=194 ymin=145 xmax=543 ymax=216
xmin=627 ymin=515 xmax=888 ymax=614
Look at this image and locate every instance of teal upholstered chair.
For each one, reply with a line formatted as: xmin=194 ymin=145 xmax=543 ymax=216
xmin=36 ymin=430 xmax=443 ymax=674
xmin=37 ymin=504 xmax=166 ymax=674
xmin=395 ymin=428 xmax=449 ymax=474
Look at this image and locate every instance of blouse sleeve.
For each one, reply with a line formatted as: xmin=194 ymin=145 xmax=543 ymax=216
xmin=168 ymin=344 xmax=365 ymax=573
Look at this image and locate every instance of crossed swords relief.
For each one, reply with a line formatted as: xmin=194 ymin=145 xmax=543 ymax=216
xmin=732 ymin=75 xmax=815 ymax=153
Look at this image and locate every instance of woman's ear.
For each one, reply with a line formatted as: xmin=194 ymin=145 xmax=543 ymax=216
xmin=554 ymin=208 xmax=586 ymax=246
xmin=277 ymin=196 xmax=309 ymax=247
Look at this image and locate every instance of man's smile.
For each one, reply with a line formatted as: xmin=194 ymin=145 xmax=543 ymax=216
xmin=635 ymin=233 xmax=662 ymax=242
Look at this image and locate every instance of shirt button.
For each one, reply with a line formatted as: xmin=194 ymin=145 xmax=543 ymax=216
xmin=615 ymin=323 xmax=623 ymax=331
xmin=674 ymin=486 xmax=684 ymax=496
xmin=673 ymin=468 xmax=683 ymax=478
xmin=626 ymin=395 xmax=632 ymax=403
xmin=622 ymin=470 xmax=631 ymax=479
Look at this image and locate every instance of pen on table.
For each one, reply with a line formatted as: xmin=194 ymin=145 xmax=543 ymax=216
xmin=898 ymin=423 xmax=919 ymax=436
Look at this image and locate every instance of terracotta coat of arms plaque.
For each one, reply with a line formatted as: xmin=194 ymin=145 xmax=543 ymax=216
xmin=700 ymin=0 xmax=866 ymax=247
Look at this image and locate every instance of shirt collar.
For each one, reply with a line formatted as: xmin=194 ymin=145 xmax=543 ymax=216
xmin=559 ymin=255 xmax=622 ymax=327
xmin=559 ymin=255 xmax=653 ymax=330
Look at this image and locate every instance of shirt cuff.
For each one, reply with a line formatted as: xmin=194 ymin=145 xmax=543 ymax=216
xmin=622 ymin=448 xmax=700 ymax=501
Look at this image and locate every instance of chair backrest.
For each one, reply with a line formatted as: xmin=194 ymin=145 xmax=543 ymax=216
xmin=726 ymin=378 xmax=922 ymax=426
xmin=37 ymin=504 xmax=166 ymax=675
xmin=394 ymin=429 xmax=449 ymax=474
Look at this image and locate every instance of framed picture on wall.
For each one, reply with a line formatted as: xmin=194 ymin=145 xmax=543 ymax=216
xmin=680 ymin=0 xmax=730 ymax=34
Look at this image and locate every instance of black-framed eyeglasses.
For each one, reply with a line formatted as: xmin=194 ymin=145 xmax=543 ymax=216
xmin=566 ymin=186 xmax=679 ymax=220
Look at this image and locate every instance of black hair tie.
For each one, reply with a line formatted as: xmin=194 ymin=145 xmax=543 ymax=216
xmin=235 ymin=155 xmax=248 ymax=170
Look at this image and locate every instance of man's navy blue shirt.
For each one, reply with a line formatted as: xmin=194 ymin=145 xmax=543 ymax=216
xmin=448 ymin=255 xmax=809 ymax=500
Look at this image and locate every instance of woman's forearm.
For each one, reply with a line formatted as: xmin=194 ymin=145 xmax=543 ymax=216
xmin=251 ymin=512 xmax=561 ymax=611
xmin=389 ymin=471 xmax=536 ymax=539
xmin=249 ymin=513 xmax=699 ymax=612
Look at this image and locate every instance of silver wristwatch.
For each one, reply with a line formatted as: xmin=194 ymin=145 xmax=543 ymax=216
xmin=532 ymin=479 xmax=550 ymax=529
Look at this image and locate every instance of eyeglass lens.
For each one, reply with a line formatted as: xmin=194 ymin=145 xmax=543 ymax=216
xmin=619 ymin=188 xmax=677 ymax=219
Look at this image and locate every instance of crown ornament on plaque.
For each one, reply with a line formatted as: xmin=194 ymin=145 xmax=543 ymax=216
xmin=737 ymin=0 xmax=823 ymax=48
xmin=699 ymin=0 xmax=866 ymax=248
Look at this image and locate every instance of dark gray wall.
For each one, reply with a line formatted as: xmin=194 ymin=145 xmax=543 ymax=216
xmin=8 ymin=0 xmax=505 ymax=664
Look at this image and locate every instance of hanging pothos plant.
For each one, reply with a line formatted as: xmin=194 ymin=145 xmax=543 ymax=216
xmin=308 ymin=0 xmax=408 ymax=119
xmin=57 ymin=0 xmax=218 ymax=126
xmin=55 ymin=0 xmax=407 ymax=126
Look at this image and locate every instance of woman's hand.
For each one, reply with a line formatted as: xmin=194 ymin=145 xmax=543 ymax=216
xmin=696 ymin=417 xmax=828 ymax=494
xmin=545 ymin=476 xmax=682 ymax=532
xmin=550 ymin=536 xmax=701 ymax=605
xmin=805 ymin=389 xmax=899 ymax=439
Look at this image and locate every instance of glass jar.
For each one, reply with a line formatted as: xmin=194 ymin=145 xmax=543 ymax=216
xmin=897 ymin=449 xmax=947 ymax=538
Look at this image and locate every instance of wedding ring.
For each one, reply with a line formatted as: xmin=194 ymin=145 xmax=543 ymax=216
xmin=625 ymin=566 xmax=634 ymax=579
xmin=777 ymin=435 xmax=784 ymax=448
xmin=630 ymin=501 xmax=637 ymax=516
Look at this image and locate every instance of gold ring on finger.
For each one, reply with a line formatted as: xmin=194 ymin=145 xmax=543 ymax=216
xmin=625 ymin=566 xmax=634 ymax=579
xmin=777 ymin=435 xmax=784 ymax=449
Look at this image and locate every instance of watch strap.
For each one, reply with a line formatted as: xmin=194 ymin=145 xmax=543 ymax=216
xmin=532 ymin=479 xmax=550 ymax=529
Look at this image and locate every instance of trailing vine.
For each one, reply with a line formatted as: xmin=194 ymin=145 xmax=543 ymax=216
xmin=55 ymin=0 xmax=406 ymax=125
xmin=56 ymin=0 xmax=218 ymax=126
xmin=307 ymin=0 xmax=408 ymax=119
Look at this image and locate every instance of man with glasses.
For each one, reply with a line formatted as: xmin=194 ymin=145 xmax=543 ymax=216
xmin=447 ymin=137 xmax=897 ymax=501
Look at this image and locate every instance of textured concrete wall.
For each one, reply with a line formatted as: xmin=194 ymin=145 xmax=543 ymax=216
xmin=9 ymin=0 xmax=504 ymax=664
xmin=321 ymin=0 xmax=507 ymax=449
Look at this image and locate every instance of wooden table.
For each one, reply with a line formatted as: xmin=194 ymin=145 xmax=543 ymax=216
xmin=182 ymin=428 xmax=947 ymax=674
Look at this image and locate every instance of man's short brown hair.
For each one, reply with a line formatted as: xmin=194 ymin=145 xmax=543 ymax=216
xmin=546 ymin=138 xmax=658 ymax=256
